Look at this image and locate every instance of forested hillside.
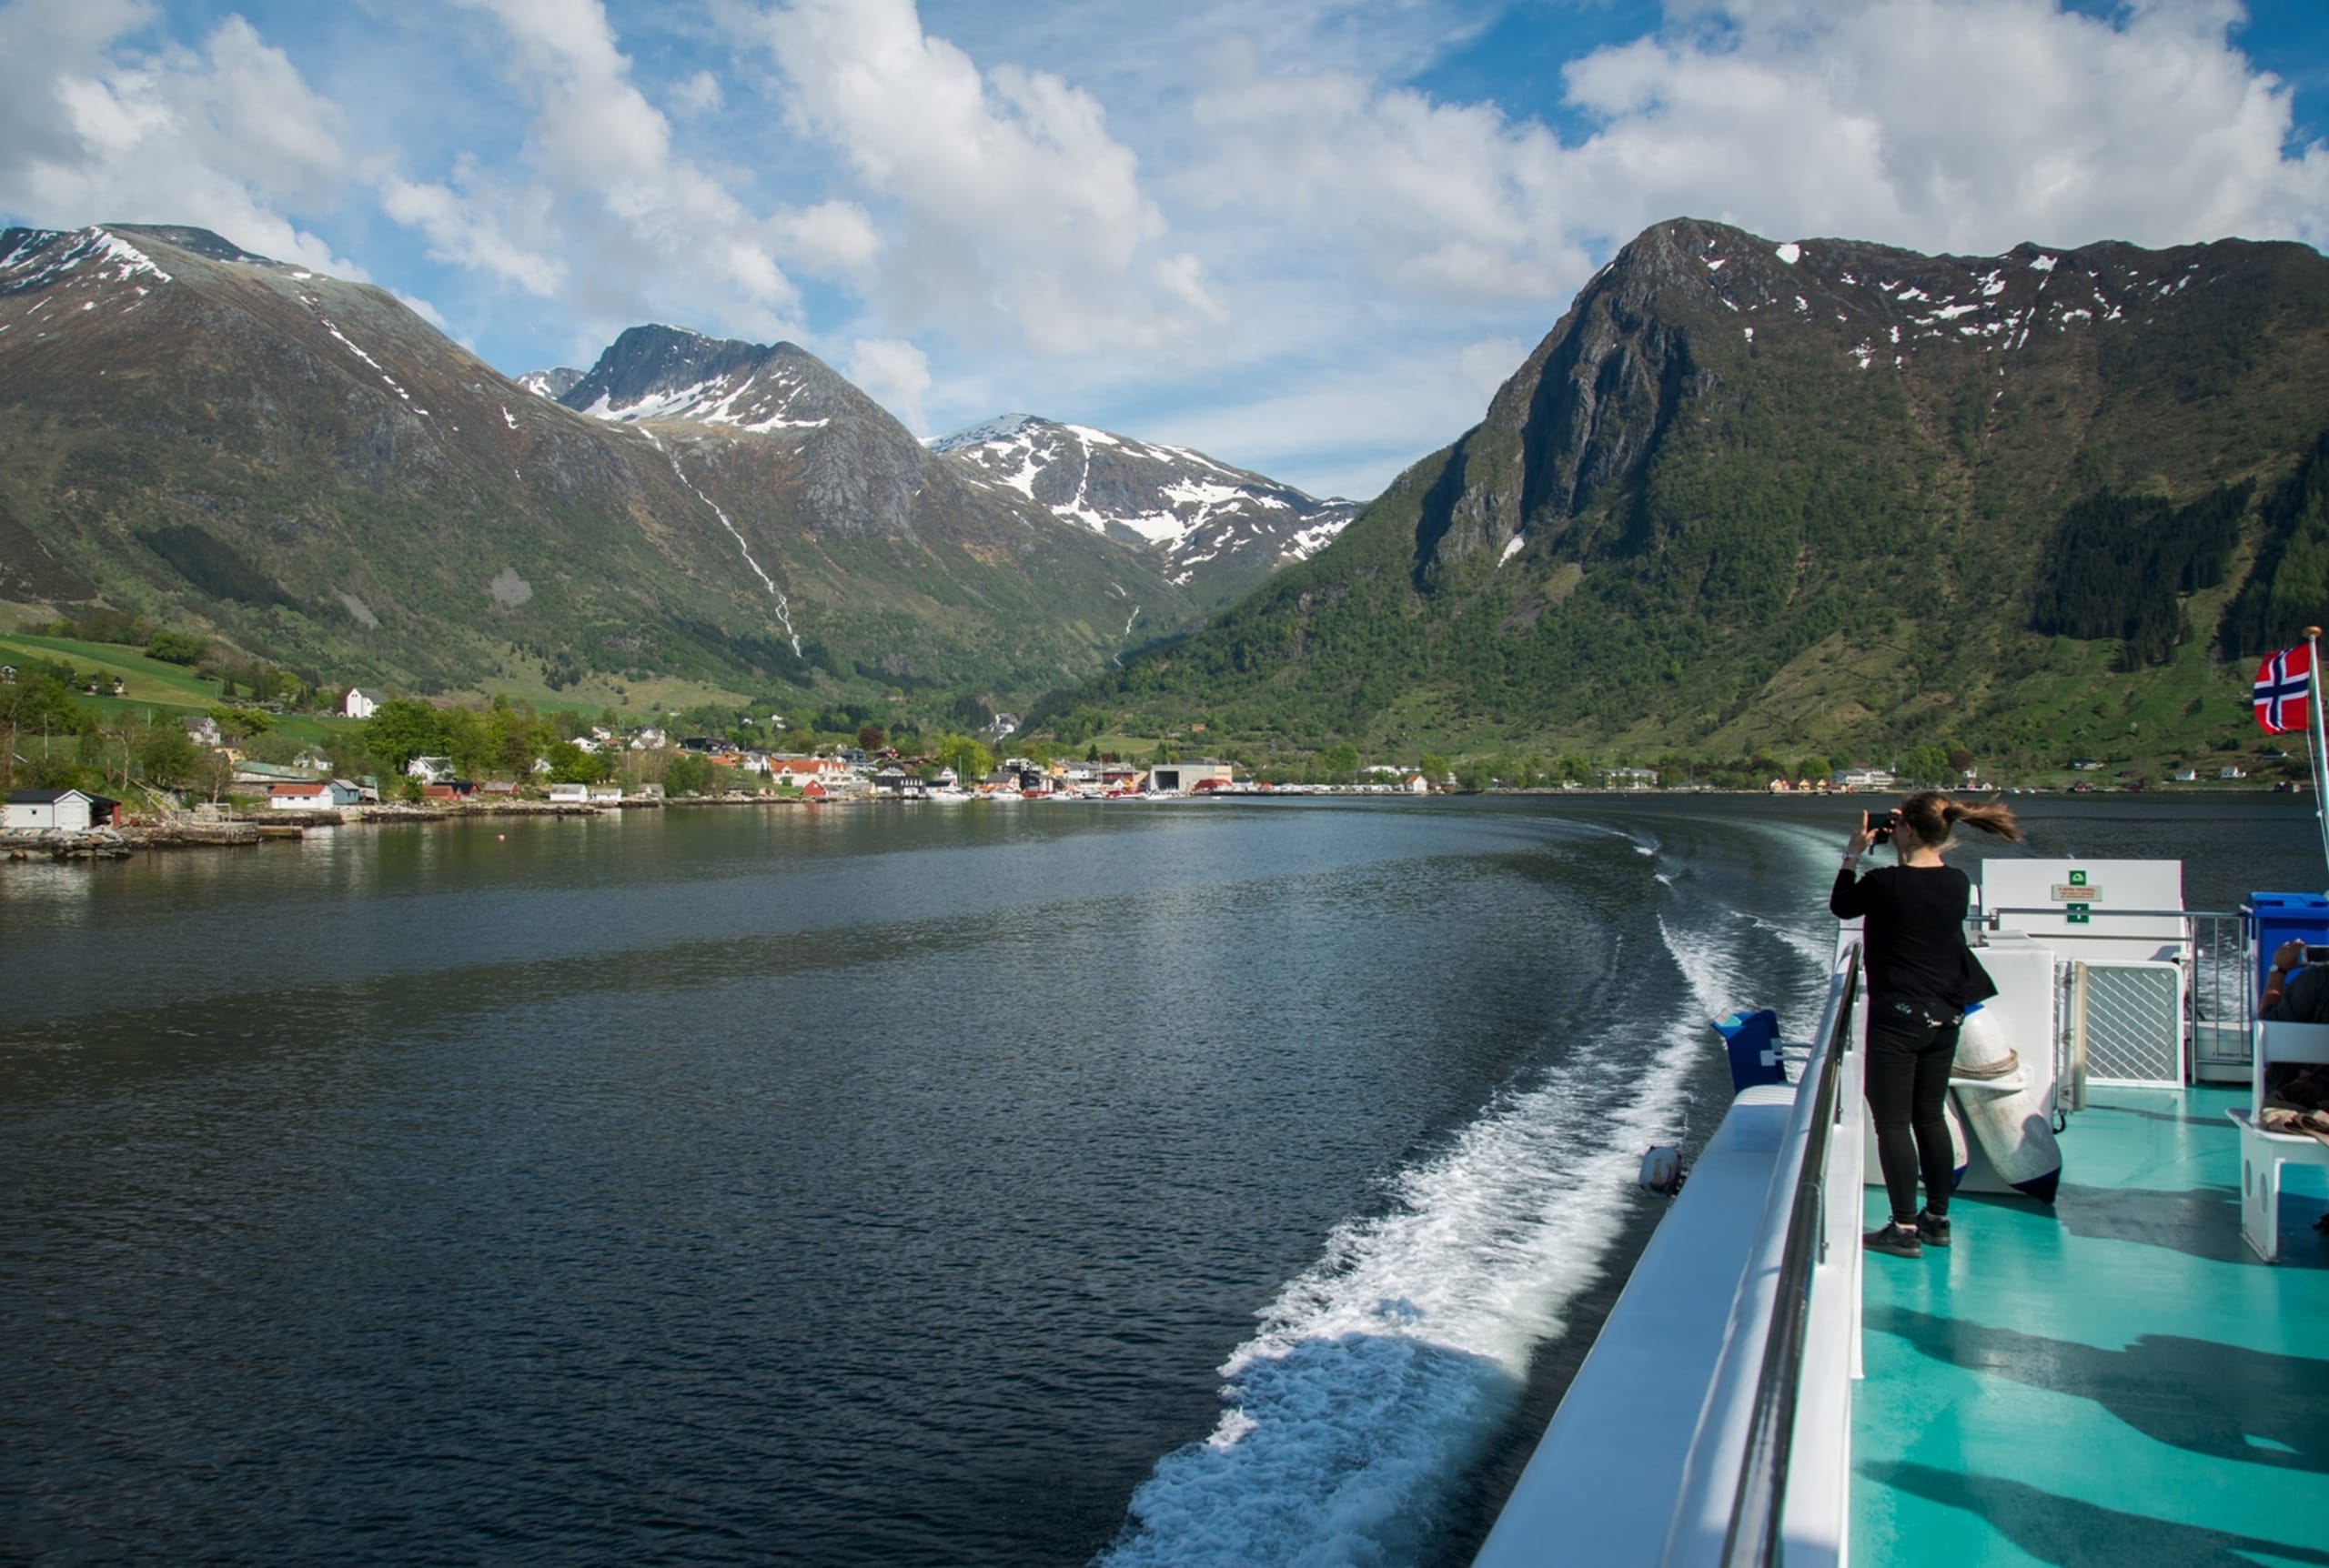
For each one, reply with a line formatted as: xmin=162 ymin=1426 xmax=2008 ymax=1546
xmin=1043 ymin=221 xmax=2329 ymax=772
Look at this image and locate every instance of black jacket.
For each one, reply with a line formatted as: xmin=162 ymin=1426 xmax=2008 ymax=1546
xmin=1831 ymin=862 xmax=1997 ymax=1013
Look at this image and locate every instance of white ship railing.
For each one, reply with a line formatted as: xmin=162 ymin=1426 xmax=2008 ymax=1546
xmin=1979 ymin=907 xmax=2253 ymax=1080
xmin=1664 ymin=941 xmax=1862 ymax=1568
xmin=1470 ymin=945 xmax=1864 ymax=1568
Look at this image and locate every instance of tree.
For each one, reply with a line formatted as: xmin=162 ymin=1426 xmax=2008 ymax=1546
xmin=1898 ymin=744 xmax=1953 ymax=784
xmin=546 ymin=741 xmax=600 ymax=784
xmin=858 ymin=723 xmax=888 ymax=751
xmin=1417 ymin=753 xmax=1451 ymax=786
xmin=195 ymin=749 xmax=237 ymax=804
xmin=664 ymin=752 xmax=712 ymax=797
xmin=934 ymin=733 xmax=993 ymax=781
xmin=137 ymin=721 xmax=201 ymax=789
xmin=145 ymin=630 xmax=209 ymax=665
xmin=0 ymin=672 xmax=82 ymax=788
xmin=1320 ymin=741 xmax=1359 ymax=781
xmin=209 ymin=705 xmax=274 ymax=742
xmin=363 ymin=699 xmax=444 ymax=772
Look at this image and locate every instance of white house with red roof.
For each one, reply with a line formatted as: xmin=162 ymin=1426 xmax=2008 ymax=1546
xmin=269 ymin=779 xmax=362 ymax=811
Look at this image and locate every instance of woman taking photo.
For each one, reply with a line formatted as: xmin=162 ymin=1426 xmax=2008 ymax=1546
xmin=1832 ymin=792 xmax=2023 ymax=1258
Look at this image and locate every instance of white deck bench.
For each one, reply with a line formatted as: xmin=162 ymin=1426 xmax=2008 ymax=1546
xmin=2231 ymin=1020 xmax=2329 ymax=1261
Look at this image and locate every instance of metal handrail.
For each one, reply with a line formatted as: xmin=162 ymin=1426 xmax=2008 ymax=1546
xmin=1981 ymin=905 xmax=2233 ymax=923
xmin=1717 ymin=940 xmax=1862 ymax=1568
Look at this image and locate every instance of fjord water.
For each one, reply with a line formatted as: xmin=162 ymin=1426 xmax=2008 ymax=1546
xmin=0 ymin=796 xmax=2310 ymax=1565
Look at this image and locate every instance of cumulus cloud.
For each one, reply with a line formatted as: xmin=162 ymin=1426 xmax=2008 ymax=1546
xmin=1183 ymin=0 xmax=2329 ymax=314
xmin=772 ymin=197 xmax=882 ymax=279
xmin=670 ymin=68 xmax=723 ymax=117
xmin=845 ymin=336 xmax=933 ymax=431
xmin=381 ymin=0 xmax=806 ymax=340
xmin=0 ymin=0 xmax=362 ymax=274
xmin=1555 ymin=0 xmax=2329 ymax=255
xmin=741 ymin=0 xmax=1221 ymax=355
xmin=380 ymin=160 xmax=566 ymax=296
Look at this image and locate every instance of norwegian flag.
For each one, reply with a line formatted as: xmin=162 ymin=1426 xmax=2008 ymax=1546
xmin=2254 ymin=642 xmax=2314 ymax=734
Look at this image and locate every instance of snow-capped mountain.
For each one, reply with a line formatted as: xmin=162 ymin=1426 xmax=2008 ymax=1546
xmin=552 ymin=325 xmax=853 ymax=434
xmin=516 ymin=367 xmax=582 ymax=399
xmin=0 ymin=224 xmax=1209 ymax=698
xmin=927 ymin=413 xmax=1357 ymax=596
xmin=533 ymin=330 xmax=1350 ymax=607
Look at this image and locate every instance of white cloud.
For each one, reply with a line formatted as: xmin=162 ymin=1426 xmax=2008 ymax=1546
xmin=1457 ymin=336 xmax=1527 ymax=403
xmin=380 ymin=0 xmax=806 ymax=338
xmin=742 ymin=0 xmax=1220 ymax=355
xmin=0 ymin=0 xmax=363 ymax=274
xmin=845 ymin=335 xmax=932 ymax=431
xmin=392 ymin=288 xmax=452 ymax=332
xmin=1186 ymin=44 xmax=1591 ymax=304
xmin=380 ymin=162 xmax=566 ymax=296
xmin=1182 ymin=0 xmax=2329 ymax=316
xmin=671 ymin=68 xmax=723 ymax=117
xmin=1554 ymin=0 xmax=2329 ymax=254
xmin=772 ymin=197 xmax=882 ymax=279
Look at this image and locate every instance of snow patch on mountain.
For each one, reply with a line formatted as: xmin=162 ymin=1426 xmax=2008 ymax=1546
xmin=927 ymin=413 xmax=1041 ymax=455
xmin=927 ymin=413 xmax=1358 ymax=584
xmin=518 ymin=367 xmax=583 ymax=400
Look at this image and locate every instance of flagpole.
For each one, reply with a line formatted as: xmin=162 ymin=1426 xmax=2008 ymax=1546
xmin=2310 ymin=626 xmax=2329 ymax=890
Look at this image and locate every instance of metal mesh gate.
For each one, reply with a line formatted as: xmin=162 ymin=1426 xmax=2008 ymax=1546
xmin=2071 ymin=960 xmax=2186 ymax=1086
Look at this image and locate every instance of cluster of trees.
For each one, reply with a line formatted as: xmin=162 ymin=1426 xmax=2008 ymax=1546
xmin=0 ymin=671 xmax=256 ymax=799
xmin=2031 ymin=484 xmax=2248 ymax=668
xmin=2220 ymin=433 xmax=2329 ymax=660
xmin=360 ymin=698 xmax=613 ymax=788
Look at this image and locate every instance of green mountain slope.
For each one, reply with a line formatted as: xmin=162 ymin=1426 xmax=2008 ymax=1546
xmin=0 ymin=226 xmax=1195 ymax=709
xmin=1063 ymin=219 xmax=2329 ymax=769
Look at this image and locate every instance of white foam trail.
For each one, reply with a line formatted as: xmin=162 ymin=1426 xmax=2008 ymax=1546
xmin=1101 ymin=1055 xmax=1697 ymax=1566
xmin=646 ymin=431 xmax=803 ymax=658
xmin=1102 ymin=864 xmax=1819 ymax=1566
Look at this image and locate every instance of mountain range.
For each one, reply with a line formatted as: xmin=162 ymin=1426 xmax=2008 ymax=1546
xmin=1057 ymin=219 xmax=2329 ymax=767
xmin=0 ymin=224 xmax=1351 ymax=714
xmin=7 ymin=215 xmax=2327 ymax=766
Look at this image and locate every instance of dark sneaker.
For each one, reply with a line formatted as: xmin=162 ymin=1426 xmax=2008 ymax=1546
xmin=1864 ymin=1223 xmax=1923 ymax=1258
xmin=1917 ymin=1211 xmax=1951 ymax=1248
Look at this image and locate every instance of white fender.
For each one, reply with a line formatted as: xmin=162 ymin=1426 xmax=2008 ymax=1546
xmin=1951 ymin=1005 xmax=2062 ymax=1202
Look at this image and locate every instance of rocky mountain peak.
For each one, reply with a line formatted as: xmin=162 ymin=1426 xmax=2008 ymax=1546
xmin=108 ymin=225 xmax=277 ymax=266
xmin=556 ymin=323 xmax=878 ymax=439
xmin=926 ymin=413 xmax=1043 ymax=454
xmin=930 ymin=413 xmax=1358 ymax=592
xmin=517 ymin=367 xmax=583 ymax=400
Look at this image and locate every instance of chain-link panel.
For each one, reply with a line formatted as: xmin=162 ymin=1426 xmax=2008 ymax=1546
xmin=2072 ymin=961 xmax=2185 ymax=1086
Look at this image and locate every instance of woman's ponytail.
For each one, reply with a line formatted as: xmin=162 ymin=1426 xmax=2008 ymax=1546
xmin=1902 ymin=791 xmax=2022 ymax=848
xmin=1945 ymin=798 xmax=2023 ymax=841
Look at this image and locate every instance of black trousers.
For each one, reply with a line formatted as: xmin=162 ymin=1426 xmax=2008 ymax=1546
xmin=1864 ymin=1007 xmax=1960 ymax=1226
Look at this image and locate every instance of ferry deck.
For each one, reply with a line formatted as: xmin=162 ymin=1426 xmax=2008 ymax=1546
xmin=1853 ymin=1083 xmax=2329 ymax=1565
xmin=1474 ymin=858 xmax=2329 ymax=1568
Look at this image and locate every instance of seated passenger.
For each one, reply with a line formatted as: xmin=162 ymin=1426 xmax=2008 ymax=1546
xmin=2262 ymin=939 xmax=2329 ymax=1024
xmin=2261 ymin=940 xmax=2329 ymax=1118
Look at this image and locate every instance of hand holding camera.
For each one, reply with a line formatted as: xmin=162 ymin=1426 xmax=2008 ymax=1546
xmin=1846 ymin=808 xmax=1902 ymax=859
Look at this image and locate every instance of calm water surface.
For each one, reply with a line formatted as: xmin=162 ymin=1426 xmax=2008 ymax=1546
xmin=1 ymin=794 xmax=2314 ymax=1564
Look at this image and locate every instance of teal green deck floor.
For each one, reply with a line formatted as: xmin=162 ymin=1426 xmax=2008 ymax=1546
xmin=1853 ymin=1087 xmax=2329 ymax=1566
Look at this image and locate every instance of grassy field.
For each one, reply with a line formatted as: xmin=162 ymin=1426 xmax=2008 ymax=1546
xmin=0 ymin=633 xmax=227 ymax=706
xmin=1 ymin=633 xmax=368 ymax=745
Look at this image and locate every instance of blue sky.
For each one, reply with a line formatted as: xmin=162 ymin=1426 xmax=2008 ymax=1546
xmin=4 ymin=0 xmax=2325 ymax=500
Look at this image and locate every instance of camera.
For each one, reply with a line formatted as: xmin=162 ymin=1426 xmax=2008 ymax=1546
xmin=1866 ymin=809 xmax=1901 ymax=846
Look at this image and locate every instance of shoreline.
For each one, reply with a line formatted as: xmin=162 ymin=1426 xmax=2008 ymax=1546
xmin=3 ymin=784 xmax=2305 ymax=865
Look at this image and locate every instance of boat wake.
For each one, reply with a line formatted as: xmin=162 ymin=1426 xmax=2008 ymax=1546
xmin=1097 ymin=839 xmax=1826 ymax=1566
